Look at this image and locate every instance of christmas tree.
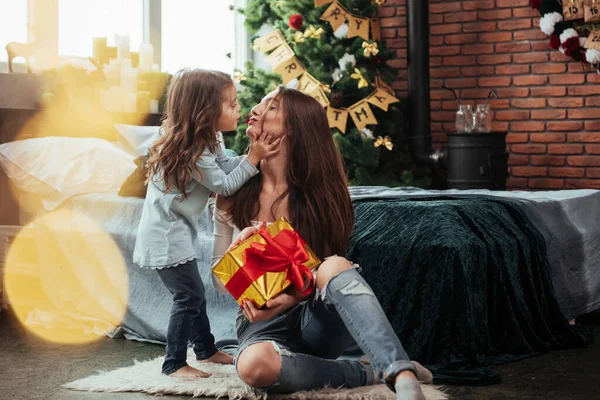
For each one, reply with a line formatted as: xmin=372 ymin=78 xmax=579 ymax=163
xmin=225 ymin=0 xmax=428 ymax=187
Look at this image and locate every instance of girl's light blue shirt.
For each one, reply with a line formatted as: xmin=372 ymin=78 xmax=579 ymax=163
xmin=133 ymin=138 xmax=258 ymax=268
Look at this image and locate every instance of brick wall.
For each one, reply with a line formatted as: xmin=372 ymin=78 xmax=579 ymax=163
xmin=379 ymin=0 xmax=600 ymax=190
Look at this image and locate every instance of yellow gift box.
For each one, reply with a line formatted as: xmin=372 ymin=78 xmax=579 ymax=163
xmin=212 ymin=217 xmax=321 ymax=308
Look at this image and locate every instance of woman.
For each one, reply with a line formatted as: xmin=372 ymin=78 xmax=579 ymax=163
xmin=211 ymin=87 xmax=431 ymax=399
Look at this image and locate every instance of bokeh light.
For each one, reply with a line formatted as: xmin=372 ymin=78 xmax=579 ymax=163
xmin=4 ymin=208 xmax=128 ymax=344
xmin=6 ymin=73 xmax=148 ymax=217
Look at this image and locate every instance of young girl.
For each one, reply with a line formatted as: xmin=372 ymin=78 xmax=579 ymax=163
xmin=133 ymin=69 xmax=280 ymax=378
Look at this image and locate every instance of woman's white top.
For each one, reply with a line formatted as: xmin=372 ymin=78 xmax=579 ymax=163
xmin=211 ymin=207 xmax=266 ymax=294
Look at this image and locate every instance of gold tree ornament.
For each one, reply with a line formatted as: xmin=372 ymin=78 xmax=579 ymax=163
xmin=350 ymin=68 xmax=369 ymax=89
xmin=374 ymin=135 xmax=393 ymax=150
xmin=304 ymin=25 xmax=325 ymax=39
xmin=362 ymin=41 xmax=379 ymax=57
xmin=233 ymin=71 xmax=247 ymax=82
xmin=373 ymin=0 xmax=386 ymax=5
xmin=293 ymin=31 xmax=306 ymax=43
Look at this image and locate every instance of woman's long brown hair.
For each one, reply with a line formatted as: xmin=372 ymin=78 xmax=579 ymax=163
xmin=225 ymin=88 xmax=354 ymax=260
xmin=146 ymin=69 xmax=233 ymax=197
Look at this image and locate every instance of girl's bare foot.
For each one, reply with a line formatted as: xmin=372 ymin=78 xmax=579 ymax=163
xmin=168 ymin=365 xmax=211 ymax=378
xmin=199 ymin=350 xmax=234 ymax=365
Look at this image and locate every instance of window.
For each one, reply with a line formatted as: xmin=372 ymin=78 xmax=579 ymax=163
xmin=0 ymin=0 xmax=28 ymax=62
xmin=1 ymin=0 xmax=250 ymax=73
xmin=161 ymin=0 xmax=235 ymax=74
xmin=58 ymin=0 xmax=143 ymax=58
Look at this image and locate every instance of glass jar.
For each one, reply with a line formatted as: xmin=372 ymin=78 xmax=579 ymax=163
xmin=455 ymin=104 xmax=474 ymax=133
xmin=474 ymin=104 xmax=492 ymax=133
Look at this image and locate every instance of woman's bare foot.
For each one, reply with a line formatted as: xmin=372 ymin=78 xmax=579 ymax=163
xmin=394 ymin=371 xmax=425 ymax=400
xmin=168 ymin=365 xmax=211 ymax=378
xmin=411 ymin=361 xmax=433 ymax=384
xmin=199 ymin=350 xmax=234 ymax=365
xmin=395 ymin=369 xmax=418 ymax=382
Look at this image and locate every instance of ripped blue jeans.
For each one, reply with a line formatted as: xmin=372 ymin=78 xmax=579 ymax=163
xmin=234 ymin=265 xmax=415 ymax=394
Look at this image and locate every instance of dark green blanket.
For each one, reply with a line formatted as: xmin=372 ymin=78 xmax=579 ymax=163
xmin=346 ymin=197 xmax=588 ymax=385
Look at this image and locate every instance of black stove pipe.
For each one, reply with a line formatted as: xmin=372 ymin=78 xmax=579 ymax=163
xmin=406 ymin=0 xmax=445 ymax=170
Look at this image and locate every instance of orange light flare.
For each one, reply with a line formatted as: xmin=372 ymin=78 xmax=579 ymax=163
xmin=7 ymin=61 xmax=151 ymax=215
xmin=4 ymin=209 xmax=129 ymax=344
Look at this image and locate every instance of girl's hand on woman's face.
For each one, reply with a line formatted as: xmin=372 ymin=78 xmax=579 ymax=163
xmin=247 ymin=130 xmax=282 ymax=164
xmin=226 ymin=222 xmax=267 ymax=252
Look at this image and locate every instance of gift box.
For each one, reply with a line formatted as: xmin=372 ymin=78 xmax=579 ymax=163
xmin=212 ymin=217 xmax=321 ymax=308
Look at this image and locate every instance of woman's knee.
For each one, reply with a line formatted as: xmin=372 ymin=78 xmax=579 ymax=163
xmin=316 ymin=256 xmax=353 ymax=290
xmin=236 ymin=343 xmax=282 ymax=388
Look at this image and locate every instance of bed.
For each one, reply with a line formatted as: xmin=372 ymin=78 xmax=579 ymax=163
xmin=0 ymin=122 xmax=598 ymax=384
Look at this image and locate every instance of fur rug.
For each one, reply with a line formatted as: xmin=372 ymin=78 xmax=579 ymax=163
xmin=63 ymin=351 xmax=448 ymax=399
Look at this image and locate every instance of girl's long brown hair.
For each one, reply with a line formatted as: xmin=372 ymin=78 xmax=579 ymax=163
xmin=225 ymin=88 xmax=354 ymax=259
xmin=146 ymin=69 xmax=233 ymax=197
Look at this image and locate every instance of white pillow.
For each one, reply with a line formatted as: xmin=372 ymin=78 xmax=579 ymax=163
xmin=114 ymin=124 xmax=161 ymax=157
xmin=0 ymin=137 xmax=137 ymax=210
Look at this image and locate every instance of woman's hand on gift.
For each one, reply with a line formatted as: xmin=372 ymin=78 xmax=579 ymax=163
xmin=241 ymin=292 xmax=300 ymax=323
xmin=227 ymin=222 xmax=267 ymax=252
xmin=288 ymin=284 xmax=312 ymax=303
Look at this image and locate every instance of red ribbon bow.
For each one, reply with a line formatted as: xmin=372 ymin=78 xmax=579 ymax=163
xmin=225 ymin=227 xmax=315 ymax=302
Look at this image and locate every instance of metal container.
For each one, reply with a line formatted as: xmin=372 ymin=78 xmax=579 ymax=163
xmin=446 ymin=131 xmax=508 ymax=190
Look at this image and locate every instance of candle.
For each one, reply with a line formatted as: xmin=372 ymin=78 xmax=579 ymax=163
xmin=121 ymin=58 xmax=132 ymax=69
xmin=100 ymin=86 xmax=124 ymax=112
xmin=150 ymin=99 xmax=159 ymax=114
xmin=110 ymin=86 xmax=124 ymax=112
xmin=120 ymin=67 xmax=138 ymax=93
xmin=139 ymin=43 xmax=153 ymax=68
xmin=99 ymin=89 xmax=112 ymax=112
xmin=137 ymin=91 xmax=151 ymax=113
xmin=124 ymin=93 xmax=137 ymax=113
xmin=115 ymin=33 xmax=130 ymax=60
xmin=92 ymin=37 xmax=107 ymax=64
xmin=139 ymin=64 xmax=150 ymax=74
xmin=106 ymin=59 xmax=122 ymax=86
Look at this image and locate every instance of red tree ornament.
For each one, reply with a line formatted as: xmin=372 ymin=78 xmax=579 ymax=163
xmin=289 ymin=14 xmax=304 ymax=30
